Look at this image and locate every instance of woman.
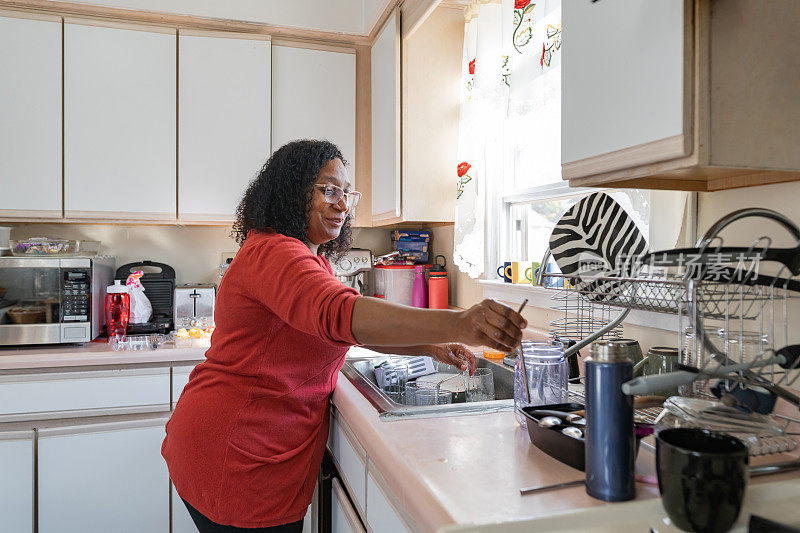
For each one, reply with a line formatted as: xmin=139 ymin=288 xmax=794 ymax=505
xmin=162 ymin=140 xmax=526 ymax=532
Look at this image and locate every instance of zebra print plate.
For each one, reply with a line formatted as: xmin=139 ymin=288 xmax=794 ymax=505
xmin=549 ymin=193 xmax=649 ymax=302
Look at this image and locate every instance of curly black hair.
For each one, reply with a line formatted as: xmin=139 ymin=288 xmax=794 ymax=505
xmin=232 ymin=139 xmax=353 ymax=261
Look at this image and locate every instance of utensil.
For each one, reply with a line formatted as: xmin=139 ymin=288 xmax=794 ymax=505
xmin=519 ymin=479 xmax=584 ymax=495
xmin=516 ymin=299 xmax=531 ymax=403
xmin=656 ymin=428 xmax=748 ymax=533
xmin=549 ymin=192 xmax=649 ymax=303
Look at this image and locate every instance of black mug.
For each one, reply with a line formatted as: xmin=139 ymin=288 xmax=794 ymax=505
xmin=656 ymin=428 xmax=749 ymax=533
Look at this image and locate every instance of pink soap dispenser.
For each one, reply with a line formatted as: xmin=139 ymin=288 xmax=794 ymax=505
xmin=411 ymin=265 xmax=428 ymax=308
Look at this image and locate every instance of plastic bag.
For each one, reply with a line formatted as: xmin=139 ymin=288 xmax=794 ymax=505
xmin=126 ymin=270 xmax=152 ymax=324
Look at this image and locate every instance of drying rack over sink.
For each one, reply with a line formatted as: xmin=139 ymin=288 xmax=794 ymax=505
xmin=538 ymin=207 xmax=800 ymax=472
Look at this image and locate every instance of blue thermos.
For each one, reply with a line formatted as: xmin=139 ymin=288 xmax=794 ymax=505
xmin=585 ymin=340 xmax=635 ymax=502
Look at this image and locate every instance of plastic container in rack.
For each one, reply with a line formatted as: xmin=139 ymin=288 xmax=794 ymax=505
xmin=9 ymin=238 xmax=78 ymax=256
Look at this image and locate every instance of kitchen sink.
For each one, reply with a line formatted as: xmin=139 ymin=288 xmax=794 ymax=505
xmin=341 ymin=356 xmax=515 ymax=419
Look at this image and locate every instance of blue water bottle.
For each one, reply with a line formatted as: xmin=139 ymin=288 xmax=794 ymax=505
xmin=585 ymin=340 xmax=635 ymax=502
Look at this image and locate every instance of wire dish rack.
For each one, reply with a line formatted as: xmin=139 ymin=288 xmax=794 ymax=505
xmin=539 ymin=208 xmax=800 ymax=466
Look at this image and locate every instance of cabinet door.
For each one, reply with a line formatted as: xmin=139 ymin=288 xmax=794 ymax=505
xmin=327 ymin=413 xmax=366 ymax=518
xmin=178 ymin=32 xmax=270 ymax=223
xmin=370 ymin=10 xmax=401 ymax=223
xmin=0 ymin=14 xmax=62 ymax=218
xmin=171 ymin=483 xmax=197 ymax=533
xmin=271 ymin=44 xmax=356 ymax=180
xmin=172 ymin=364 xmax=196 ymax=409
xmin=366 ymin=472 xmax=410 ymax=533
xmin=332 ymin=479 xmax=366 ymax=533
xmin=38 ymin=416 xmax=170 ymax=533
xmin=64 ymin=22 xmax=176 ymax=220
xmin=0 ymin=430 xmax=34 ymax=533
xmin=561 ymin=0 xmax=689 ymax=179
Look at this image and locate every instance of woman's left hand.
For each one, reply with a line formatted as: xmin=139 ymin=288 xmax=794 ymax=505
xmin=425 ymin=343 xmax=476 ymax=376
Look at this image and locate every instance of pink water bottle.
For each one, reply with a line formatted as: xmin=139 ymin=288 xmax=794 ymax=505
xmin=411 ymin=265 xmax=428 ymax=308
xmin=105 ymin=280 xmax=130 ymax=341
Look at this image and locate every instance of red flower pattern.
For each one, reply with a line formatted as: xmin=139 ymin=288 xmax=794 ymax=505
xmin=540 ymin=42 xmax=545 ymax=67
xmin=468 ymin=58 xmax=475 ymax=75
xmin=457 ymin=162 xmax=471 ymax=178
xmin=514 ymin=0 xmax=531 ymax=9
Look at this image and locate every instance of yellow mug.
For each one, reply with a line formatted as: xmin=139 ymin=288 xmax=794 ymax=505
xmin=510 ymin=262 xmax=532 ymax=284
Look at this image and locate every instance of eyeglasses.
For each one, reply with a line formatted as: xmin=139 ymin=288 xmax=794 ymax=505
xmin=314 ymin=184 xmax=362 ymax=210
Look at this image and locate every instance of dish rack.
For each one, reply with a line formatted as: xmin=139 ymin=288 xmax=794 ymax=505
xmin=538 ymin=207 xmax=800 ymax=470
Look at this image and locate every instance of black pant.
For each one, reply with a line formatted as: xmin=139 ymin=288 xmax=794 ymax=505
xmin=182 ymin=498 xmax=304 ymax=533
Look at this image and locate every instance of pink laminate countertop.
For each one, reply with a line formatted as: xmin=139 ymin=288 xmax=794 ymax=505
xmin=332 ymin=373 xmax=659 ymax=532
xmin=332 ymin=362 xmax=800 ymax=532
xmin=0 ymin=341 xmax=206 ymax=371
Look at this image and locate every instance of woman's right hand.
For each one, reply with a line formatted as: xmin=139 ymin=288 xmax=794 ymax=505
xmin=455 ymin=299 xmax=527 ymax=352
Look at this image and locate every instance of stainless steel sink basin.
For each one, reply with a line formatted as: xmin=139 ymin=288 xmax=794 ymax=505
xmin=341 ymin=356 xmax=515 ymax=419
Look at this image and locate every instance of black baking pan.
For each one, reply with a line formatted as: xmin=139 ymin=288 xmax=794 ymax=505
xmin=521 ymin=403 xmax=586 ymax=471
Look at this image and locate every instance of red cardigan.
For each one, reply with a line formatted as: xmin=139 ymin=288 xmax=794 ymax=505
xmin=162 ymin=230 xmax=360 ymax=528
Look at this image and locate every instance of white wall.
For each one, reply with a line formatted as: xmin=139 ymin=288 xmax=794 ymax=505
xmin=6 ymin=224 xmax=391 ymax=285
xmin=363 ymin=0 xmax=391 ymax=35
xmin=56 ymin=0 xmax=371 ymax=34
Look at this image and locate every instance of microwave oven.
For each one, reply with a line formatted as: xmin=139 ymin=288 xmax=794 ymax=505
xmin=0 ymin=256 xmax=114 ymax=345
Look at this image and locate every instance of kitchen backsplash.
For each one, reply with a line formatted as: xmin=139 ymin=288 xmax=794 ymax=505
xmin=7 ymin=224 xmax=392 ymax=285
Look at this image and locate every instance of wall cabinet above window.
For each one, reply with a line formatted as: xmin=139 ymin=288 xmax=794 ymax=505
xmin=562 ymin=0 xmax=800 ymax=192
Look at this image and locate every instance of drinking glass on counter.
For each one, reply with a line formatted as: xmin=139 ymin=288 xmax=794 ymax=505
xmin=465 ymin=368 xmax=495 ymax=402
xmin=376 ymin=361 xmax=409 ymax=404
xmin=514 ymin=340 xmax=567 ymax=425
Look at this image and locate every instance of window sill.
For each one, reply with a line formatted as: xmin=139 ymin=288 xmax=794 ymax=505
xmin=478 ymin=279 xmax=680 ymax=332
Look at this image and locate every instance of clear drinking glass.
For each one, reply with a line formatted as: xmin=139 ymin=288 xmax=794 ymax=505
xmin=514 ymin=340 xmax=567 ymax=425
xmin=465 ymin=368 xmax=495 ymax=402
xmin=414 ymin=387 xmax=452 ymax=406
xmin=376 ymin=361 xmax=409 ymax=403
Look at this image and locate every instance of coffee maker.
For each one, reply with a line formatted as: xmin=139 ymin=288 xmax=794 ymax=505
xmin=331 ymin=249 xmax=372 ymax=295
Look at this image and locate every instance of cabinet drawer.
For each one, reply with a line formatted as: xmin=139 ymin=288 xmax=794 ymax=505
xmin=366 ymin=472 xmax=410 ymax=533
xmin=328 ymin=412 xmax=366 ymax=518
xmin=0 ymin=368 xmax=170 ymax=419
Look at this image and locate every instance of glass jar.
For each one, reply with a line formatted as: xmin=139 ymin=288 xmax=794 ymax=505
xmin=514 ymin=340 xmax=567 ymax=425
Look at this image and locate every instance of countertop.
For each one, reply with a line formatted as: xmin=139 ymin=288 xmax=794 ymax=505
xmin=0 ymin=340 xmax=207 ymax=371
xmin=332 ymin=350 xmax=800 ymax=532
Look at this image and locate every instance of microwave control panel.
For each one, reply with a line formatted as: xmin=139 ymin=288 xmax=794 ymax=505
xmin=62 ymin=269 xmax=91 ymax=322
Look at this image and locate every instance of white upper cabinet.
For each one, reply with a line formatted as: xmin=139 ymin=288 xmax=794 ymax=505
xmin=370 ymin=10 xmax=401 ymax=222
xmin=64 ymin=21 xmax=176 ymax=220
xmin=562 ymin=0 xmax=687 ymax=170
xmin=562 ymin=0 xmax=800 ymax=192
xmin=178 ymin=32 xmax=271 ymax=223
xmin=271 ymin=44 xmax=356 ymax=180
xmin=0 ymin=14 xmax=62 ymax=218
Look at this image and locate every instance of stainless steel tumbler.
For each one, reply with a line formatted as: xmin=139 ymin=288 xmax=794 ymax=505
xmin=585 ymin=341 xmax=636 ymax=502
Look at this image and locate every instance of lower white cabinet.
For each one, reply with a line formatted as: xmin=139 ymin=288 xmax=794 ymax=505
xmin=171 ymin=483 xmax=197 ymax=533
xmin=328 ymin=413 xmax=367 ymax=518
xmin=172 ymin=364 xmax=196 ymax=408
xmin=0 ymin=430 xmax=34 ymax=533
xmin=38 ymin=415 xmax=170 ymax=533
xmin=366 ymin=472 xmax=410 ymax=533
xmin=332 ymin=478 xmax=366 ymax=533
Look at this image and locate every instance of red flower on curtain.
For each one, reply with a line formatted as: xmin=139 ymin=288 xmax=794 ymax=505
xmin=540 ymin=42 xmax=545 ymax=67
xmin=515 ymin=0 xmax=531 ymax=8
xmin=468 ymin=58 xmax=476 ymax=75
xmin=456 ymin=162 xmax=473 ymax=200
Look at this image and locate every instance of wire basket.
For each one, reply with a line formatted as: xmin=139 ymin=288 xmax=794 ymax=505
xmin=539 ymin=207 xmax=800 ymax=462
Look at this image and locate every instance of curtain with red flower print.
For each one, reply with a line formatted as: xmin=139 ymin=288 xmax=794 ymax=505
xmin=454 ymin=0 xmax=562 ymax=278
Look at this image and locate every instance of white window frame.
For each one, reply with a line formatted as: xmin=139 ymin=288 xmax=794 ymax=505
xmin=480 ymin=182 xmax=698 ymax=332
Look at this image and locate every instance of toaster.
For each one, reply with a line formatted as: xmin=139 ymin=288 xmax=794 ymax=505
xmin=174 ymin=284 xmax=216 ymax=328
